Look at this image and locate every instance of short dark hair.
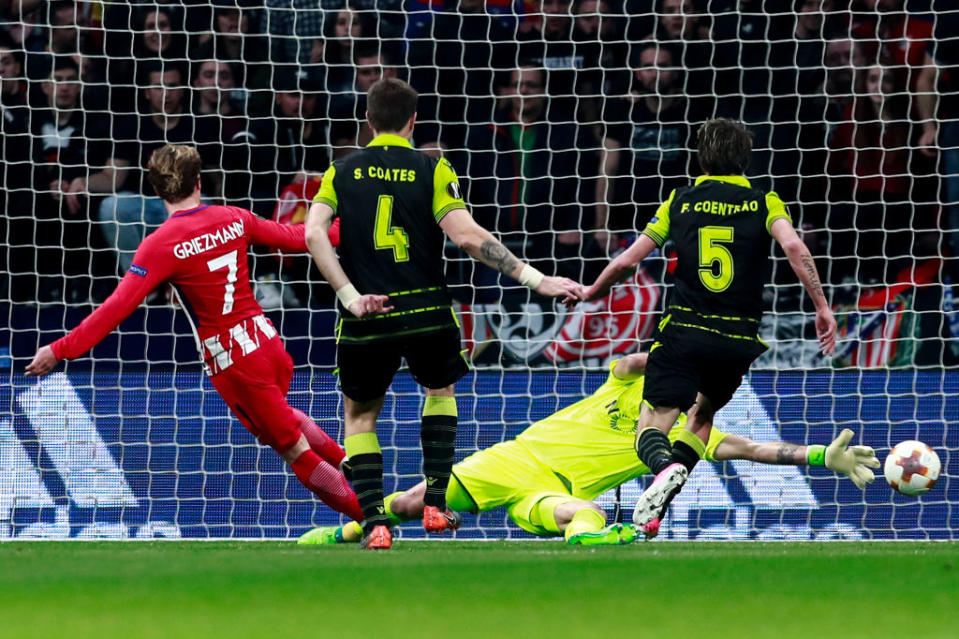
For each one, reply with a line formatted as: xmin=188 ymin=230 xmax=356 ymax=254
xmin=51 ymin=56 xmax=79 ymax=76
xmin=352 ymin=40 xmax=387 ymax=64
xmin=629 ymin=40 xmax=679 ymax=70
xmin=367 ymin=77 xmax=418 ymax=133
xmin=697 ymin=118 xmax=753 ymax=175
xmin=140 ymin=60 xmax=182 ymax=85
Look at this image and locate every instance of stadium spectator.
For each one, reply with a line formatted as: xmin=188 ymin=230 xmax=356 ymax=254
xmin=263 ymin=0 xmax=326 ymax=64
xmin=191 ymin=59 xmax=247 ymax=199
xmin=0 ymin=0 xmax=42 ymax=17
xmin=230 ymin=65 xmax=328 ymax=217
xmin=646 ymin=0 xmax=715 ymax=115
xmin=310 ymin=6 xmax=373 ymax=96
xmin=406 ymin=0 xmax=514 ymax=146
xmin=764 ymin=0 xmax=842 ymax=118
xmin=462 ymin=65 xmax=595 ymax=286
xmin=0 ymin=37 xmax=26 ymax=108
xmin=826 ymin=63 xmax=938 ymax=283
xmin=573 ymin=0 xmax=629 ymax=99
xmin=0 ymin=0 xmax=46 ymax=54
xmin=596 ymin=42 xmax=698 ymax=254
xmin=21 ymin=0 xmax=88 ymax=81
xmin=851 ymin=0 xmax=940 ymax=156
xmin=133 ymin=6 xmax=187 ymax=62
xmin=711 ymin=0 xmax=795 ymax=120
xmin=103 ymin=5 xmax=187 ymax=112
xmin=98 ymin=61 xmax=197 ymax=276
xmin=516 ymin=0 xmax=603 ymax=122
xmin=935 ymin=7 xmax=959 ymax=279
xmin=822 ymin=37 xmax=867 ymax=122
xmin=28 ymin=57 xmax=128 ymax=303
xmin=328 ymin=44 xmax=400 ymax=158
xmin=0 ymin=38 xmax=32 ymax=301
xmin=192 ymin=2 xmax=269 ymax=109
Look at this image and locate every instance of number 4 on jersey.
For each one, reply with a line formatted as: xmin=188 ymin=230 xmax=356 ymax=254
xmin=374 ymin=195 xmax=410 ymax=262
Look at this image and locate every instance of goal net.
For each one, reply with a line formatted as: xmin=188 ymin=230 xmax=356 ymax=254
xmin=0 ymin=0 xmax=956 ymax=540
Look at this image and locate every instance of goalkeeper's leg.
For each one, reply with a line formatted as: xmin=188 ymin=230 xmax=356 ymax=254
xmin=531 ymin=498 xmax=637 ymax=546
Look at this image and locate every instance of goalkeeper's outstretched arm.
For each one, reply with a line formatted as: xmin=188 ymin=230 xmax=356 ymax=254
xmin=713 ymin=429 xmax=881 ymax=489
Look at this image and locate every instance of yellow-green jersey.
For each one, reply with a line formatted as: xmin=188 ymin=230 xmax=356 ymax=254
xmin=642 ymin=174 xmax=792 ymax=340
xmin=514 ymin=362 xmax=729 ymax=501
xmin=314 ymin=133 xmax=467 ymax=342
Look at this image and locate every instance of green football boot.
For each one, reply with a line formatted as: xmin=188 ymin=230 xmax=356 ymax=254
xmin=567 ymin=522 xmax=639 ymax=546
xmin=297 ymin=525 xmax=344 ymax=545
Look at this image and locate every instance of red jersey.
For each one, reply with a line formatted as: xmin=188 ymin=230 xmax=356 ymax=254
xmin=854 ymin=14 xmax=934 ymax=88
xmin=51 ymin=204 xmax=308 ymax=374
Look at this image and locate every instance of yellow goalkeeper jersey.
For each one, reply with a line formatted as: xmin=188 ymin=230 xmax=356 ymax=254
xmin=514 ymin=362 xmax=728 ymax=501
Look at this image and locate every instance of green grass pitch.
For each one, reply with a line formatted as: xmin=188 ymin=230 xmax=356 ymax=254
xmin=1 ymin=541 xmax=956 ymax=639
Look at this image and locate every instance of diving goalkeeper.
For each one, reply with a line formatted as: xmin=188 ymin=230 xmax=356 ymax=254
xmin=299 ymin=352 xmax=879 ymax=546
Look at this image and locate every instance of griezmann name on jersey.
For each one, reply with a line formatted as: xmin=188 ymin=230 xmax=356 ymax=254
xmin=51 ymin=204 xmax=306 ymax=373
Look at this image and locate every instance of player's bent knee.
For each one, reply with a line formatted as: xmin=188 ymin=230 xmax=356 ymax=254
xmin=554 ymin=500 xmax=605 ymax=530
xmin=424 ymin=383 xmax=455 ymax=397
xmin=389 ymin=484 xmax=425 ymax=518
xmin=279 ymin=435 xmax=311 ymax=464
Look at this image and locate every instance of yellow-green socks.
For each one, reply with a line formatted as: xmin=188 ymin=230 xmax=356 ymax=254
xmin=344 ymin=432 xmax=388 ymax=533
xmin=421 ymin=396 xmax=458 ymax=509
xmin=564 ymin=508 xmax=607 ymax=542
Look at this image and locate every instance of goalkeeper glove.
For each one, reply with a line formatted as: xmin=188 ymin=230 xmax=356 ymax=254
xmin=824 ymin=429 xmax=881 ymax=489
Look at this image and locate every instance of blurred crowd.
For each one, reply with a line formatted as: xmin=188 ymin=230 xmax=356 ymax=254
xmin=0 ymin=0 xmax=956 ymax=310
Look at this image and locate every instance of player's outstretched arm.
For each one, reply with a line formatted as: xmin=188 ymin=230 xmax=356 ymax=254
xmin=25 ymin=242 xmax=172 ymax=377
xmin=712 ymin=428 xmax=879 ymax=489
xmin=305 ymin=201 xmax=393 ymax=318
xmin=583 ymin=233 xmax=657 ymax=302
xmin=769 ymin=218 xmax=837 ymax=356
xmin=439 ymin=208 xmax=582 ymax=300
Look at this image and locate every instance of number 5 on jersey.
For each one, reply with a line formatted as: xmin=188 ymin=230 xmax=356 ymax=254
xmin=698 ymin=226 xmax=734 ymax=292
xmin=374 ymin=195 xmax=410 ymax=262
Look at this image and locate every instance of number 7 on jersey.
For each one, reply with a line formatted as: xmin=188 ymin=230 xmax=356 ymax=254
xmin=207 ymin=250 xmax=238 ymax=314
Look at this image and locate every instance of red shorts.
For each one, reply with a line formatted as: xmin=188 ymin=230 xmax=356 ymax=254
xmin=209 ymin=335 xmax=301 ymax=453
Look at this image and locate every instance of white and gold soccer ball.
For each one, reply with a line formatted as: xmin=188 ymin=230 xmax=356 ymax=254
xmin=884 ymin=440 xmax=941 ymax=497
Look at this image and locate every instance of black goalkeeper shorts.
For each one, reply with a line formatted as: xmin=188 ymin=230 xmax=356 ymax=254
xmin=642 ymin=325 xmax=767 ymax=412
xmin=337 ymin=327 xmax=469 ymax=402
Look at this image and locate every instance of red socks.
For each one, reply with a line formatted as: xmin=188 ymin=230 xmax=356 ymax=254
xmin=292 ymin=408 xmax=346 ymax=468
xmin=290 ymin=448 xmax=363 ymax=523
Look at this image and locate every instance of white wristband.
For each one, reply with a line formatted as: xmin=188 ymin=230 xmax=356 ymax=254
xmin=517 ymin=264 xmax=545 ymax=290
xmin=335 ymin=283 xmax=361 ymax=309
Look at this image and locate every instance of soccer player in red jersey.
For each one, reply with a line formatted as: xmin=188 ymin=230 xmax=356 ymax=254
xmin=25 ymin=144 xmax=363 ymax=525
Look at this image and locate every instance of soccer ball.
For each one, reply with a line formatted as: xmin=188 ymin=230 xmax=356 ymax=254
xmin=884 ymin=440 xmax=941 ymax=497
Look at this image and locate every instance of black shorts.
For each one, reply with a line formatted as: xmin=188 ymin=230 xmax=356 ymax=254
xmin=337 ymin=327 xmax=469 ymax=402
xmin=642 ymin=325 xmax=767 ymax=412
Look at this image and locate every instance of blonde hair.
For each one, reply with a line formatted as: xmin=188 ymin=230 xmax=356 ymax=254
xmin=147 ymin=144 xmax=202 ymax=202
